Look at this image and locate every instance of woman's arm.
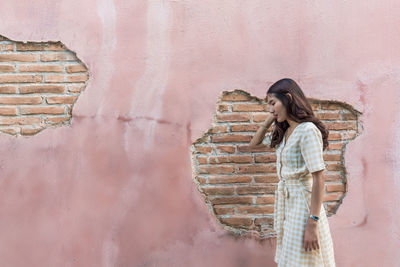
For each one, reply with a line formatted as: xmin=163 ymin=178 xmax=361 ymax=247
xmin=300 ymin=123 xmax=326 ymax=251
xmin=303 ymin=169 xmax=325 ymax=251
xmin=249 ymin=112 xmax=275 ymax=147
xmin=308 ymin=170 xmax=325 ymax=225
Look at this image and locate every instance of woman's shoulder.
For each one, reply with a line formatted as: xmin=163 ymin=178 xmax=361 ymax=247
xmin=300 ymin=121 xmax=317 ymax=130
xmin=300 ymin=121 xmax=322 ymax=138
xmin=298 ymin=121 xmax=314 ymax=131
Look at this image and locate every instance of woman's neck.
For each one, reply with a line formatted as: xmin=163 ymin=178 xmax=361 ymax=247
xmin=286 ymin=119 xmax=300 ymax=129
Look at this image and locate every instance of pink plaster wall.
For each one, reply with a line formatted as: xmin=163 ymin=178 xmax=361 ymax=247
xmin=0 ymin=0 xmax=399 ymax=266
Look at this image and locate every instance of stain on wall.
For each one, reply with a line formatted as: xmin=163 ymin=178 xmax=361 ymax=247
xmin=0 ymin=34 xmax=88 ymax=136
xmin=191 ymin=90 xmax=362 ymax=238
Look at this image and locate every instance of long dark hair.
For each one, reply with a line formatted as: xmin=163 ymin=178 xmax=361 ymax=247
xmin=266 ymin=78 xmax=329 ymax=150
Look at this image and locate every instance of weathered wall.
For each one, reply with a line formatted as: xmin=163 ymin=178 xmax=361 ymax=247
xmin=0 ymin=0 xmax=399 ymax=266
xmin=191 ymin=91 xmax=360 ymax=240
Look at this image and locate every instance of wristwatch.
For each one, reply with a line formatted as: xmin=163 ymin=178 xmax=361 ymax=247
xmin=309 ymin=214 xmax=319 ymax=221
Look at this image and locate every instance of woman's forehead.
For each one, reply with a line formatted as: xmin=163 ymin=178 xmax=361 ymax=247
xmin=266 ymin=94 xmax=277 ymax=102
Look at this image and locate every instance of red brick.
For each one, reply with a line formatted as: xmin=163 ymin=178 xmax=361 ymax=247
xmin=195 ymin=176 xmax=207 ymax=184
xmin=20 ymin=85 xmax=65 ymax=94
xmin=221 ymin=92 xmax=252 ymax=102
xmin=315 ymin=112 xmax=341 ymax=120
xmin=342 ymin=112 xmax=357 ymax=120
xmin=341 ymin=131 xmax=357 ymax=140
xmin=220 ymin=217 xmax=253 ymax=227
xmin=254 ymin=154 xmax=276 ymax=163
xmin=0 ymin=44 xmax=13 ymax=51
xmin=0 ymin=65 xmax=15 ymax=72
xmin=237 ymin=185 xmax=275 ymax=194
xmin=254 ymin=175 xmax=279 ymax=183
xmin=254 ymin=217 xmax=274 ymax=227
xmin=65 ymin=64 xmax=87 ymax=73
xmin=46 ymin=96 xmax=78 ymax=104
xmin=19 ymin=64 xmax=64 ymax=73
xmin=208 ymin=175 xmax=252 ymax=184
xmin=326 ymin=203 xmax=339 ymax=213
xmin=217 ymin=104 xmax=229 ymax=112
xmin=324 ymin=173 xmax=342 ymax=182
xmin=328 ymin=142 xmax=344 ymax=150
xmin=0 ymin=128 xmax=18 ymax=135
xmin=0 ymin=117 xmax=41 ymax=125
xmin=67 ymin=83 xmax=86 ymax=93
xmin=200 ymin=186 xmax=235 ymax=195
xmin=321 ymin=103 xmax=342 ymax=110
xmin=237 ymin=164 xmax=275 ymax=174
xmin=232 ymin=104 xmax=264 ymax=112
xmin=0 ymin=74 xmax=42 ymax=83
xmin=216 ymin=113 xmax=250 ymax=122
xmin=209 ymin=196 xmax=254 ymax=205
xmin=310 ymin=102 xmax=320 ymax=110
xmin=230 ymin=124 xmax=259 ymax=132
xmin=0 ymin=107 xmax=18 ymax=116
xmin=44 ymin=116 xmax=70 ymax=124
xmin=253 ymin=113 xmax=271 ymax=122
xmin=213 ymin=206 xmax=235 ymax=215
xmin=323 ymin=154 xmax=341 ymax=161
xmin=325 ymin=121 xmax=357 ymax=131
xmin=211 ymin=134 xmax=251 ymax=143
xmin=237 ymin=205 xmax=274 ymax=214
xmin=194 ymin=146 xmax=213 ymax=154
xmin=255 ymin=195 xmax=275 ymax=204
xmin=196 ymin=156 xmax=207 ymax=164
xmin=239 ymin=144 xmax=275 ymax=153
xmin=198 ymin=165 xmax=235 ymax=175
xmin=20 ymin=127 xmax=44 ymax=135
xmin=215 ymin=146 xmax=236 ymax=153
xmin=21 ymin=106 xmax=66 ymax=115
xmin=208 ymin=125 xmax=228 ymax=133
xmin=40 ymin=52 xmax=75 ymax=61
xmin=44 ymin=75 xmax=65 ymax=83
xmin=327 ymin=132 xmax=342 ymax=141
xmin=326 ymin=183 xmax=346 ymax=192
xmin=16 ymin=42 xmax=64 ymax=51
xmin=65 ymin=74 xmax=89 ymax=82
xmin=0 ymin=85 xmax=17 ymax=94
xmin=326 ymin=163 xmax=344 ymax=171
xmin=323 ymin=192 xmax=344 ymax=202
xmin=209 ymin=155 xmax=252 ymax=164
xmin=0 ymin=54 xmax=39 ymax=62
xmin=0 ymin=96 xmax=42 ymax=105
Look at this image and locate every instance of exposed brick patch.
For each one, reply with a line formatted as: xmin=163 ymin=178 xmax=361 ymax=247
xmin=191 ymin=89 xmax=362 ymax=239
xmin=0 ymin=34 xmax=89 ymax=136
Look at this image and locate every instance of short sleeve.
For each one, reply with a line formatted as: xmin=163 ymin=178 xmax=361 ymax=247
xmin=300 ymin=123 xmax=326 ymax=173
xmin=262 ymin=131 xmax=272 ymax=146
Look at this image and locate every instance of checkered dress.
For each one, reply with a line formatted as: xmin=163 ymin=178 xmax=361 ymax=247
xmin=263 ymin=122 xmax=336 ymax=266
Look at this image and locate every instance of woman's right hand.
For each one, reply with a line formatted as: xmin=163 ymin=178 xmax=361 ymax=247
xmin=263 ymin=111 xmax=275 ymax=126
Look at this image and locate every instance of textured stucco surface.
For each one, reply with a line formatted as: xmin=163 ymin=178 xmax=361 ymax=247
xmin=0 ymin=0 xmax=399 ymax=266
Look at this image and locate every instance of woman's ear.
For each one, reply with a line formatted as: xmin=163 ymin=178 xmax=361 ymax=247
xmin=285 ymin=93 xmax=293 ymax=103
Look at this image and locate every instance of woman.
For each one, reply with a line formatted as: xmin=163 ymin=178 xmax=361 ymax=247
xmin=250 ymin=78 xmax=336 ymax=266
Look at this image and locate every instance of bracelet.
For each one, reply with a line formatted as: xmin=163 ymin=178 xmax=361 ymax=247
xmin=309 ymin=215 xmax=319 ymax=221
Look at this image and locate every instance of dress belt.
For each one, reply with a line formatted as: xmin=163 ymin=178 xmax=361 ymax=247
xmin=274 ymin=174 xmax=312 ymax=262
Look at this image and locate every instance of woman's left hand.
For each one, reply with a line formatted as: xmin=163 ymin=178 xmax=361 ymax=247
xmin=303 ymin=218 xmax=319 ymax=252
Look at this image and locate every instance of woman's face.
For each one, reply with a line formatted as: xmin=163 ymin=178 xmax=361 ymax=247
xmin=267 ymin=94 xmax=287 ymax=122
